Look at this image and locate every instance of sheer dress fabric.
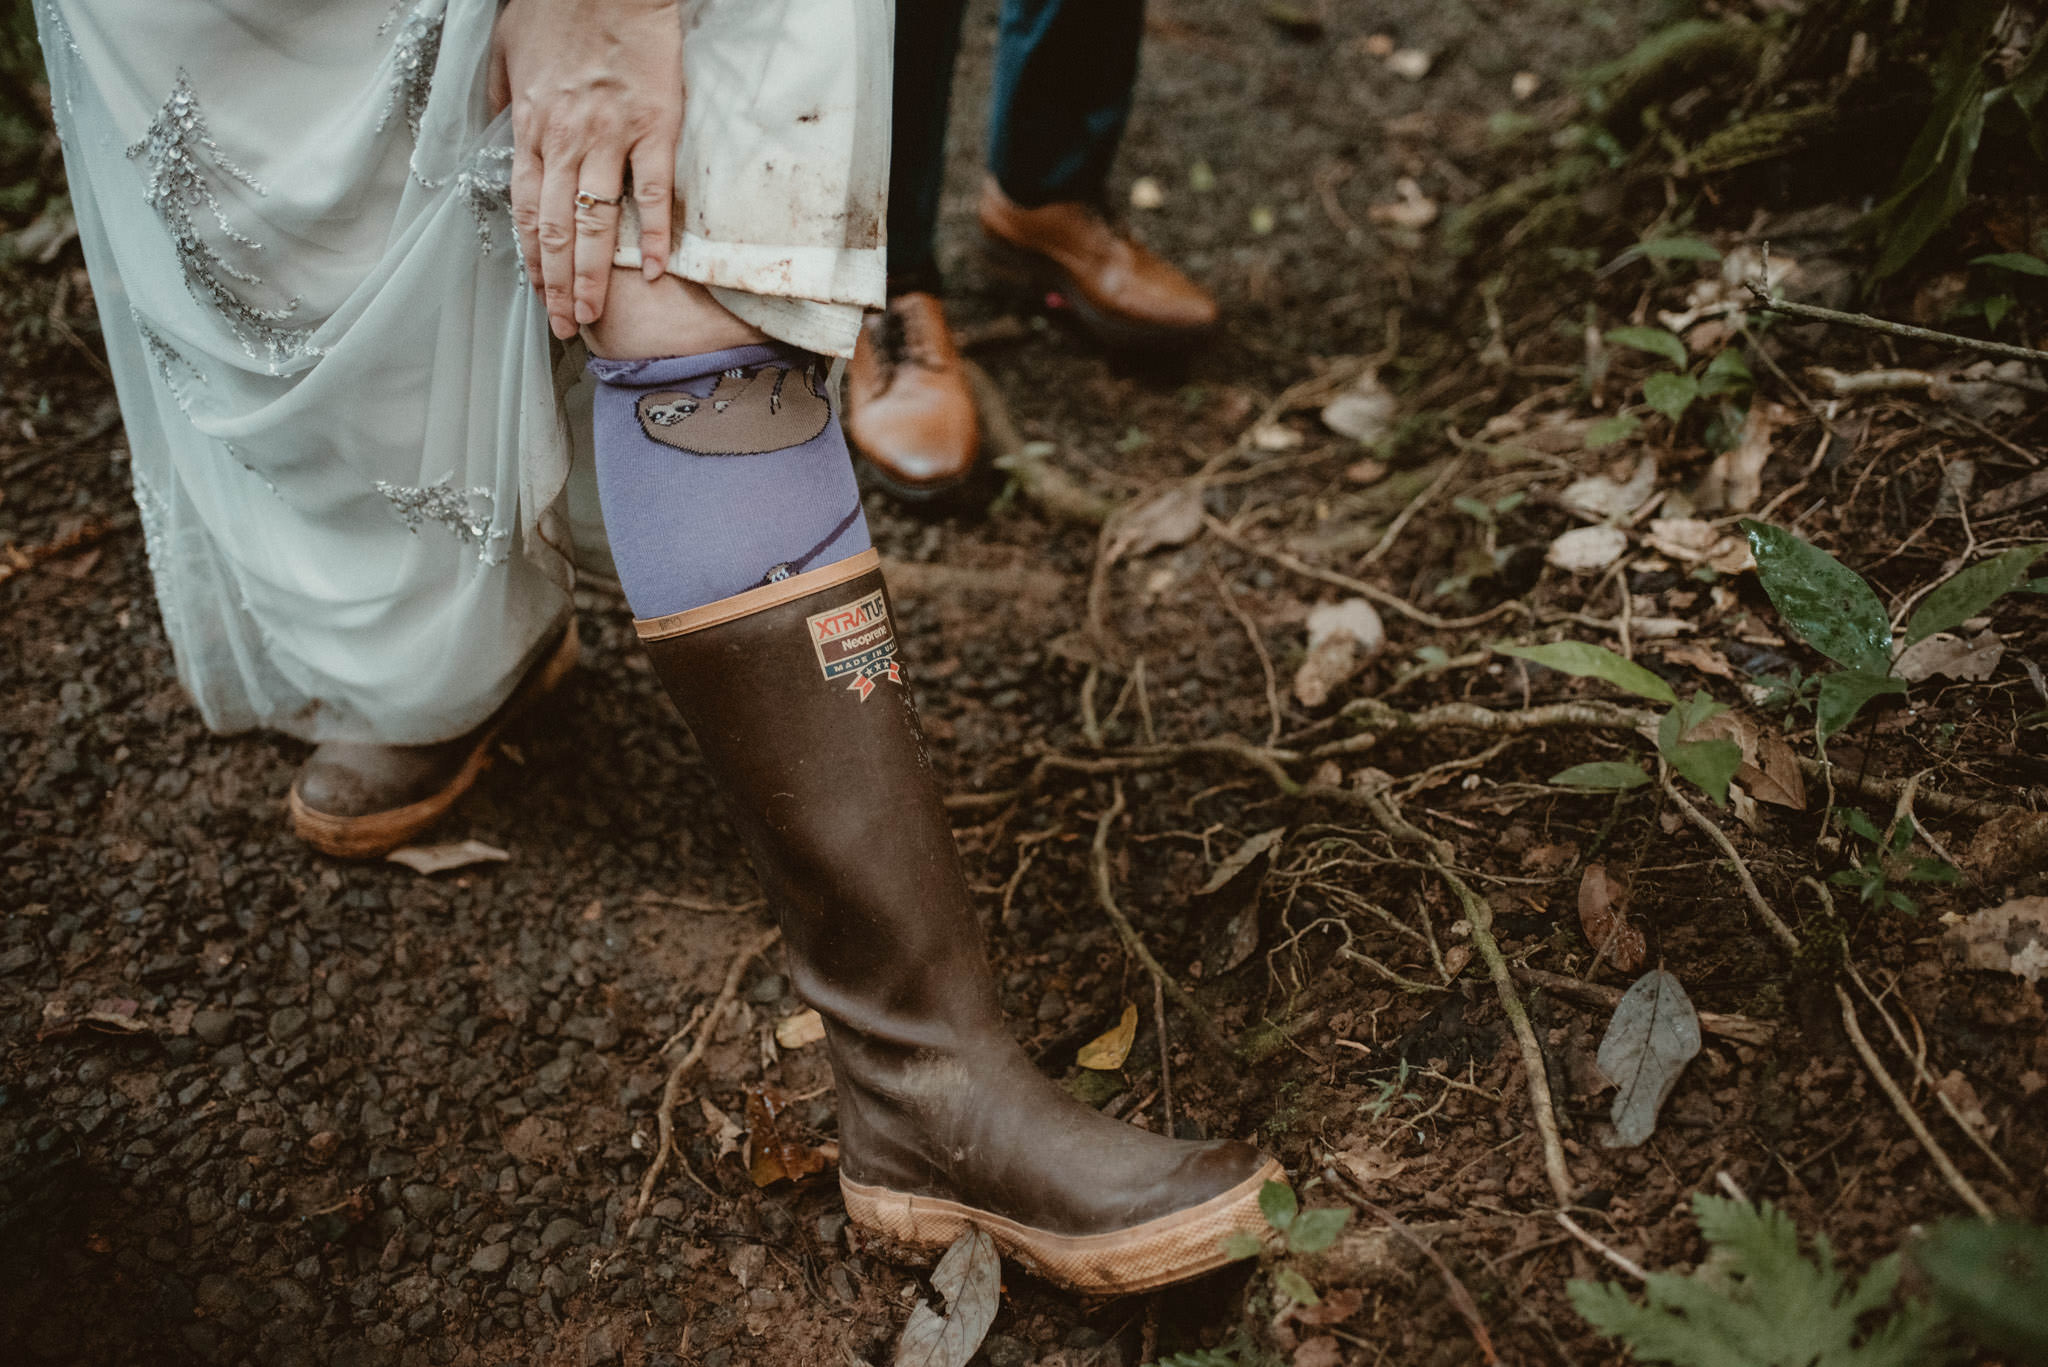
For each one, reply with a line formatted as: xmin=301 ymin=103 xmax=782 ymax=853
xmin=32 ymin=0 xmax=888 ymax=745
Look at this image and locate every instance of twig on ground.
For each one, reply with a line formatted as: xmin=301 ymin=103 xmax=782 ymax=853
xmin=1209 ymin=563 xmax=1284 ymax=746
xmin=1747 ymin=285 xmax=2048 ymax=366
xmin=1325 ymin=1166 xmax=1501 ymax=1365
xmin=628 ymin=927 xmax=783 ymax=1229
xmin=1656 ymin=792 xmax=1997 ymax=1219
xmin=1204 ymin=515 xmax=1530 ymax=632
xmin=1512 ymin=966 xmax=1775 ymax=1045
xmin=1090 ymin=782 xmax=1229 ymax=1053
xmin=1361 ymin=455 xmax=1465 ymax=567
xmin=1847 ymin=964 xmax=2017 ymax=1187
xmin=1153 ymin=974 xmax=1176 ymax=1137
xmin=1555 ymin=1212 xmax=1649 ymax=1282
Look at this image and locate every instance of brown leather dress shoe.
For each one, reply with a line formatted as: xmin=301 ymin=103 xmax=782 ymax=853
xmin=844 ymin=292 xmax=982 ymax=502
xmin=286 ymin=622 xmax=579 ymax=858
xmin=978 ymin=178 xmax=1218 ymax=350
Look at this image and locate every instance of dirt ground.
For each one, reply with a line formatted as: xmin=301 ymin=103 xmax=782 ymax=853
xmin=5 ymin=2 xmax=2047 ymax=1365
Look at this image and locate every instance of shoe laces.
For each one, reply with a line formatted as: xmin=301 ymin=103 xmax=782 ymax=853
xmin=874 ymin=300 xmax=943 ymax=380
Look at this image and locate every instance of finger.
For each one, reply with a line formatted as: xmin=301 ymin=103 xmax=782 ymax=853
xmin=486 ymin=36 xmax=510 ymax=116
xmin=509 ymin=131 xmax=545 ymax=294
xmin=628 ymin=135 xmax=675 ymax=284
xmin=571 ymin=164 xmax=625 ymax=328
xmin=536 ymin=147 xmax=582 ymax=339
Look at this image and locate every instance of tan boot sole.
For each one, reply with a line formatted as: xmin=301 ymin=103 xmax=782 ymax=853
xmin=286 ymin=624 xmax=580 ymax=858
xmin=841 ymin=1156 xmax=1283 ymax=1296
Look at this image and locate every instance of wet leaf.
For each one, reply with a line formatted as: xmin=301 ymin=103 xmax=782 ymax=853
xmin=1607 ymin=326 xmax=1689 ymax=369
xmin=1578 ymin=864 xmax=1647 ymax=974
xmin=744 ymin=1083 xmax=832 ymax=1187
xmin=1598 ymin=969 xmax=1702 ymax=1147
xmin=1739 ymin=521 xmax=1892 ymax=674
xmin=1076 ymin=1003 xmax=1139 ymax=1071
xmin=1198 ymin=827 xmax=1288 ymax=896
xmin=386 ymin=840 xmax=510 ymax=875
xmin=1815 ymin=669 xmax=1907 ymax=744
xmin=895 ymin=1227 xmax=1001 ymax=1367
xmin=1903 ymin=544 xmax=2047 ymax=645
xmin=1497 ymin=641 xmax=1678 ymax=705
xmin=1941 ymin=897 xmax=2048 ymax=984
xmin=1552 ymin=761 xmax=1649 ymax=790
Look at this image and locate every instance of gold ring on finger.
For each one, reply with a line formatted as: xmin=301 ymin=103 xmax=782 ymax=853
xmin=574 ymin=190 xmax=623 ymax=210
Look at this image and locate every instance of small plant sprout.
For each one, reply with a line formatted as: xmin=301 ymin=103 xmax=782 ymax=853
xmin=1221 ymin=1179 xmax=1353 ymax=1310
xmin=1829 ymin=807 xmax=1962 ymax=915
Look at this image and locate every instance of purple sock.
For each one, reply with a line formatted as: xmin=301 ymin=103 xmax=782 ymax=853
xmin=588 ymin=344 xmax=873 ymax=620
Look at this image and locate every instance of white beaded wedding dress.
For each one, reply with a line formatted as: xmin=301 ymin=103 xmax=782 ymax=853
xmin=32 ymin=0 xmax=889 ymax=743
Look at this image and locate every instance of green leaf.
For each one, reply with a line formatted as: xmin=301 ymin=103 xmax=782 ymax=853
xmin=1585 ymin=413 xmax=1642 ymax=448
xmin=1867 ymin=0 xmax=2002 ymax=279
xmin=1984 ymin=294 xmax=2016 ymax=331
xmin=1916 ymin=1219 xmax=2048 ymax=1363
xmin=1286 ymin=1207 xmax=1351 ymax=1255
xmin=1221 ymin=1231 xmax=1267 ymax=1262
xmin=1644 ymin=371 xmax=1700 ymax=423
xmin=1972 ymin=251 xmax=2048 ymax=278
xmin=1271 ymin=1266 xmax=1319 ymax=1307
xmin=1452 ymin=494 xmax=1495 ymax=522
xmin=1658 ymin=694 xmax=1739 ymax=805
xmin=1816 ymin=669 xmax=1907 ymax=744
xmin=1904 ymin=544 xmax=2048 ymax=645
xmin=1607 ymin=325 xmax=1690 ymax=369
xmin=1837 ymin=807 xmax=1884 ymax=845
xmin=1496 ymin=641 xmax=1678 ymax=705
xmin=1740 ymin=520 xmax=1894 ymax=674
xmin=1551 ymin=761 xmax=1651 ymax=790
xmin=1699 ymin=348 xmax=1753 ymax=396
xmin=1257 ymin=1179 xmax=1297 ymax=1232
xmin=1633 ymin=235 xmax=1722 ymax=263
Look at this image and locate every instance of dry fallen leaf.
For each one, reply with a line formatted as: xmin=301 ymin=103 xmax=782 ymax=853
xmin=1577 ymin=864 xmax=1647 ymax=974
xmin=1333 ymin=1144 xmax=1412 ymax=1186
xmin=774 ymin=1008 xmax=825 ymax=1050
xmin=1660 ymin=642 xmax=1738 ymax=680
xmin=386 ymin=839 xmax=510 ymax=875
xmin=700 ymin=1097 xmax=743 ymax=1159
xmin=1644 ymin=518 xmax=1753 ymax=574
xmin=895 ymin=1228 xmax=1001 ymax=1367
xmin=1293 ymin=599 xmax=1386 ymax=706
xmin=744 ymin=1083 xmax=834 ymax=1187
xmin=1563 ymin=455 xmax=1658 ymax=520
xmin=1077 ymin=1003 xmax=1139 ymax=1070
xmin=1942 ymin=897 xmax=2048 ymax=984
xmin=1894 ymin=629 xmax=2005 ymax=683
xmin=1698 ymin=401 xmax=1790 ymax=513
xmin=1129 ymin=176 xmax=1165 ymax=211
xmin=1107 ymin=485 xmax=1206 ymax=562
xmin=1691 ymin=711 xmax=1805 ymax=811
xmin=1199 ymin=827 xmax=1288 ymax=895
xmin=1547 ymin=524 xmax=1629 ymax=572
xmin=1386 ymin=47 xmax=1433 ymax=79
xmin=1321 ymin=369 xmax=1398 ymax=442
xmin=1366 ymin=177 xmax=1438 ymax=231
xmin=1598 ymin=969 xmax=1702 ymax=1147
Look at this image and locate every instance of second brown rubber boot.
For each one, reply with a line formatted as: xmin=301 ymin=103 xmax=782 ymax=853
xmin=636 ymin=548 xmax=1280 ymax=1294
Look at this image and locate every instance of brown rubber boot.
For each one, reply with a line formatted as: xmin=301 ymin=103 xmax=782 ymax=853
xmin=844 ymin=293 xmax=982 ymax=502
xmin=636 ymin=549 xmax=1279 ymax=1294
xmin=286 ymin=622 xmax=579 ymax=858
xmin=978 ymin=178 xmax=1218 ymax=351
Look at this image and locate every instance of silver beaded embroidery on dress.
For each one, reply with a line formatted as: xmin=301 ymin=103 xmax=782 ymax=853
xmin=373 ymin=478 xmax=510 ymax=564
xmin=378 ymin=4 xmax=445 ymax=144
xmin=455 ymin=144 xmax=516 ymax=255
xmin=127 ymin=74 xmax=317 ymax=369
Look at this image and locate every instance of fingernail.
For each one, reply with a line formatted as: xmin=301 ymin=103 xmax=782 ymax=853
xmin=574 ymin=301 xmax=596 ymax=325
xmin=552 ymin=318 xmax=574 ymax=340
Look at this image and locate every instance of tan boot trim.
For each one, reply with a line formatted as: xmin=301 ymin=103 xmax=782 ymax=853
xmin=633 ymin=547 xmax=881 ymax=642
xmin=840 ymin=1157 xmax=1284 ymax=1296
xmin=288 ymin=624 xmax=581 ymax=858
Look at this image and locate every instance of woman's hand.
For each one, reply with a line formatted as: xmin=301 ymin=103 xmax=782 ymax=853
xmin=489 ymin=0 xmax=683 ymax=339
